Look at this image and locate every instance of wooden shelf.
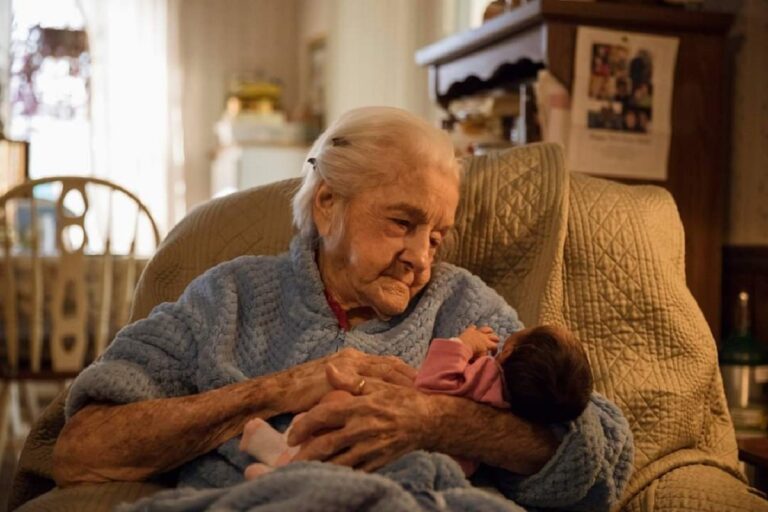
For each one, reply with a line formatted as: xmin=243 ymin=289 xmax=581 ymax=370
xmin=739 ymin=436 xmax=768 ymax=470
xmin=416 ymin=1 xmax=734 ymax=337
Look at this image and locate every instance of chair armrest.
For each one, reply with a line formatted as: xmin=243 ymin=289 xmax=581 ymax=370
xmin=622 ymin=464 xmax=768 ymax=511
xmin=14 ymin=482 xmax=168 ymax=512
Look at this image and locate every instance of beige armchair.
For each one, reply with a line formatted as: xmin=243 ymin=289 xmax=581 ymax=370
xmin=10 ymin=143 xmax=767 ymax=511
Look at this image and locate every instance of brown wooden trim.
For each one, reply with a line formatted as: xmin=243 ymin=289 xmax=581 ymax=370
xmin=416 ymin=0 xmax=732 ymax=67
xmin=724 ymin=246 xmax=768 ymax=273
xmin=738 ymin=437 xmax=768 ymax=470
xmin=433 ymin=28 xmax=545 ymax=100
xmin=416 ymin=1 xmax=543 ymax=66
xmin=539 ymin=0 xmax=732 ymax=34
xmin=0 ymin=176 xmax=161 ymax=246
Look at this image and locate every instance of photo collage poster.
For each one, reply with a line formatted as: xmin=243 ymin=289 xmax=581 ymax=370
xmin=567 ymin=26 xmax=679 ymax=180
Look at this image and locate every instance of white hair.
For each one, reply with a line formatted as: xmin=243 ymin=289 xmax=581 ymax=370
xmin=292 ymin=106 xmax=460 ymax=239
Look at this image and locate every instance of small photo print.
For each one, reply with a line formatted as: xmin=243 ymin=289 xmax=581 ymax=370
xmin=587 ymin=43 xmax=653 ymax=133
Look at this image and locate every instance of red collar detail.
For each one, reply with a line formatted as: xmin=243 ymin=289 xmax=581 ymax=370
xmin=324 ymin=290 xmax=350 ymax=331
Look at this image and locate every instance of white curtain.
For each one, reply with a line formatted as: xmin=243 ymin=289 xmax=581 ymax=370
xmin=78 ymin=0 xmax=184 ymax=252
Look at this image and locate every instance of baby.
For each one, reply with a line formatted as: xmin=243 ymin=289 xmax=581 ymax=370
xmin=240 ymin=324 xmax=592 ymax=479
xmin=415 ymin=324 xmax=593 ymax=475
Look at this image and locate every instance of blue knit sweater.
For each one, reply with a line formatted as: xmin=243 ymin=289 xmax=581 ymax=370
xmin=67 ymin=236 xmax=633 ymax=511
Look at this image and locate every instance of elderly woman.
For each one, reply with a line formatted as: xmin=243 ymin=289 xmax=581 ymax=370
xmin=53 ymin=107 xmax=632 ymax=510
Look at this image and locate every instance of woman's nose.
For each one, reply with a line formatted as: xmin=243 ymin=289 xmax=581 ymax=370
xmin=401 ymin=233 xmax=430 ymax=271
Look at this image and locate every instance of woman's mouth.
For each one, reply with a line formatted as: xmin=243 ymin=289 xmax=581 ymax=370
xmin=384 ymin=275 xmax=413 ymax=288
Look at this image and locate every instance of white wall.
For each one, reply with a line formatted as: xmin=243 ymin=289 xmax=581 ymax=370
xmin=725 ymin=0 xmax=768 ymax=245
xmin=326 ymin=0 xmax=446 ymax=123
xmin=296 ymin=0 xmax=452 ymax=127
xmin=177 ymin=0 xmax=300 ymax=210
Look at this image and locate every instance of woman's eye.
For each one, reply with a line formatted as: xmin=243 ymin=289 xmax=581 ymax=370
xmin=390 ymin=218 xmax=410 ymax=230
xmin=430 ymin=236 xmax=442 ymax=248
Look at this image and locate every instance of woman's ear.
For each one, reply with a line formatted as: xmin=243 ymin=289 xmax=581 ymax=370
xmin=312 ymin=181 xmax=336 ymax=238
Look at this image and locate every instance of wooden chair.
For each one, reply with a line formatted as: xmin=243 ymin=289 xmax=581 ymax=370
xmin=0 ymin=176 xmax=160 ymax=468
xmin=0 ymin=139 xmax=28 ymax=197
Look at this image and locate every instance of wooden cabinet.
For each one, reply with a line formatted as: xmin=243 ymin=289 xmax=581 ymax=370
xmin=210 ymin=144 xmax=308 ymax=198
xmin=416 ymin=0 xmax=732 ymax=337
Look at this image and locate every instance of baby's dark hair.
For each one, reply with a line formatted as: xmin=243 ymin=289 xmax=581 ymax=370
xmin=500 ymin=326 xmax=593 ymax=424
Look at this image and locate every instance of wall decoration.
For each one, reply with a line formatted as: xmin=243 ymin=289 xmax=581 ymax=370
xmin=305 ymin=35 xmax=326 ymax=139
xmin=567 ymin=26 xmax=679 ymax=180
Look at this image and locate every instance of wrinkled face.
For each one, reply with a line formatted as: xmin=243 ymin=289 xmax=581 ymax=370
xmin=314 ymin=167 xmax=459 ymax=320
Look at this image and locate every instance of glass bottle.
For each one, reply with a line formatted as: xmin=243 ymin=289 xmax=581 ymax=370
xmin=720 ymin=292 xmax=768 ymax=435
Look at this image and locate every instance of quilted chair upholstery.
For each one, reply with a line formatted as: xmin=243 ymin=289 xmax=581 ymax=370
xmin=10 ymin=143 xmax=767 ymax=511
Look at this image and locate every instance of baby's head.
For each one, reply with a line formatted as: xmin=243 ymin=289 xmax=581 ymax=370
xmin=497 ymin=325 xmax=593 ymax=424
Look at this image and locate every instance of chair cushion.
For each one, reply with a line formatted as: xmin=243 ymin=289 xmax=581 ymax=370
xmin=129 ymin=178 xmax=298 ymax=323
xmin=623 ymin=465 xmax=767 ymax=511
xmin=442 ymin=143 xmax=567 ymax=327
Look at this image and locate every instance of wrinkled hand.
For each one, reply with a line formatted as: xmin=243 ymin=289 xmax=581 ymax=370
xmin=458 ymin=325 xmax=500 ymax=357
xmin=326 ymin=348 xmax=416 ymax=388
xmin=287 ymin=364 xmax=437 ymax=472
xmin=285 ymin=348 xmax=417 ymax=414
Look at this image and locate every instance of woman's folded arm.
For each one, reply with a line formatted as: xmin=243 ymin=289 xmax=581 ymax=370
xmin=53 ymin=363 xmax=325 ymax=486
xmin=425 ymin=393 xmax=559 ymax=476
xmin=54 ymin=259 xmax=343 ymax=486
xmin=488 ymin=393 xmax=634 ymax=511
xmin=426 ymin=392 xmax=633 ymax=510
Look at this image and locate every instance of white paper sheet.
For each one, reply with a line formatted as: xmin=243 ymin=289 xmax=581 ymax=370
xmin=567 ymin=26 xmax=679 ymax=180
xmin=534 ymin=69 xmax=571 ymax=154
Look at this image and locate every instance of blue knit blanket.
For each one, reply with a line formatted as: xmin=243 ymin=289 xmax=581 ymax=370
xmin=66 ymin=236 xmax=633 ymax=511
xmin=119 ymin=451 xmax=527 ymax=512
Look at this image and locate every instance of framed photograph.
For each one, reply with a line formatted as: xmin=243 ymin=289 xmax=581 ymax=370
xmin=306 ymin=35 xmax=327 ymax=137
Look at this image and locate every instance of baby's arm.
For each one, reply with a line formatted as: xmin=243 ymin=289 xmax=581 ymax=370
xmin=416 ymin=329 xmax=494 ymax=392
xmin=457 ymin=325 xmax=500 ymax=358
xmin=415 ymin=337 xmax=507 ymax=407
xmin=415 ymin=326 xmax=499 ymax=392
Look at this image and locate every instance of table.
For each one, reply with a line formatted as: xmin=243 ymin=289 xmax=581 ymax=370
xmin=738 ymin=436 xmax=768 ymax=493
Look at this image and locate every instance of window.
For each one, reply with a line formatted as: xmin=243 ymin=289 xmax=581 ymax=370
xmin=8 ymin=0 xmax=91 ymax=178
